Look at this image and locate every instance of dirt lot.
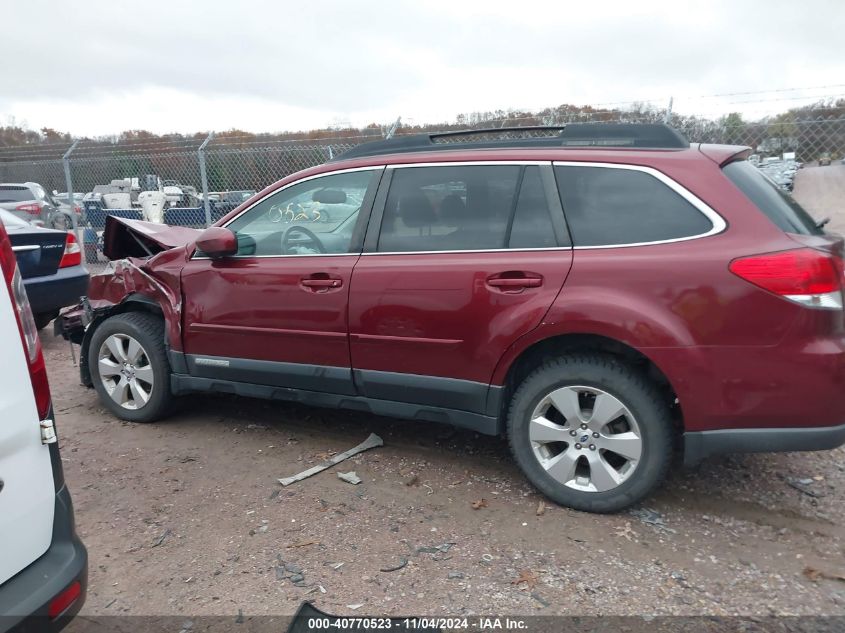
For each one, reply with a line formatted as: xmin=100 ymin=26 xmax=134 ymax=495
xmin=46 ymin=165 xmax=845 ymax=618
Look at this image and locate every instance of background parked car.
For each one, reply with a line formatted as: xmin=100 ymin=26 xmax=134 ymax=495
xmin=819 ymin=152 xmax=832 ymax=166
xmin=0 ymin=209 xmax=89 ymax=329
xmin=0 ymin=182 xmax=74 ymax=229
xmin=0 ymin=217 xmax=87 ymax=631
xmin=52 ymin=192 xmax=86 ymax=225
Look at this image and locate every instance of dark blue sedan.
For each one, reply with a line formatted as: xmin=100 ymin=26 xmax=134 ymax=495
xmin=0 ymin=209 xmax=89 ymax=329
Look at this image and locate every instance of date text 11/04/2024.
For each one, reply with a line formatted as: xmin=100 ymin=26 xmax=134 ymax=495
xmin=304 ymin=617 xmax=528 ymax=630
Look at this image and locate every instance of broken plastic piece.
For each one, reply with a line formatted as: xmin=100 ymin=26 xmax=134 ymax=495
xmin=337 ymin=471 xmax=362 ymax=485
xmin=278 ymin=433 xmax=383 ymax=486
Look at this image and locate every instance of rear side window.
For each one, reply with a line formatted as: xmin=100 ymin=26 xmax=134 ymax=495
xmin=0 ymin=186 xmax=34 ymax=203
xmin=554 ymin=166 xmax=713 ymax=247
xmin=377 ymin=165 xmax=561 ymax=252
xmin=723 ymin=160 xmax=822 ymax=235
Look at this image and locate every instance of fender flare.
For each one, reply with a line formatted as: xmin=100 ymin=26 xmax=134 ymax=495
xmin=78 ymin=293 xmax=167 ymax=387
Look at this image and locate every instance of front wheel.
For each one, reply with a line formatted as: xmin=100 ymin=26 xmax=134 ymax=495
xmin=507 ymin=354 xmax=673 ymax=513
xmin=88 ymin=312 xmax=172 ymax=422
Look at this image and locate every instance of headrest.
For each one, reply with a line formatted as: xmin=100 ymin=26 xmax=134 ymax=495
xmin=397 ymin=194 xmax=434 ymax=228
xmin=313 ymin=189 xmax=346 ymax=204
xmin=439 ymin=194 xmax=466 ymax=223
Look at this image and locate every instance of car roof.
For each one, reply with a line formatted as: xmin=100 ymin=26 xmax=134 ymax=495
xmin=334 ymin=123 xmax=690 ymax=162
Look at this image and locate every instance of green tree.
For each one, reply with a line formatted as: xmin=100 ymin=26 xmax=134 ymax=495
xmin=720 ymin=112 xmax=747 ymax=145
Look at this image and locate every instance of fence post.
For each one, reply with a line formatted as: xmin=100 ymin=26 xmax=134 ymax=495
xmin=62 ymin=140 xmax=80 ymax=243
xmin=198 ymin=132 xmax=215 ymax=227
xmin=663 ymin=97 xmax=673 ymax=124
xmin=384 ymin=117 xmax=401 ymax=139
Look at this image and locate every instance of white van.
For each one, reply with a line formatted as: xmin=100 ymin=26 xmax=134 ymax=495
xmin=0 ymin=222 xmax=86 ymax=631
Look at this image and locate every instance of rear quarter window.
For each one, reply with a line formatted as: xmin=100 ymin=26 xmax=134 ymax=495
xmin=554 ymin=166 xmax=714 ymax=247
xmin=722 ymin=160 xmax=822 ymax=235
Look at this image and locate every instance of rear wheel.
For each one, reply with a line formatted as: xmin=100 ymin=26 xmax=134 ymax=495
xmin=50 ymin=212 xmax=70 ymax=231
xmin=88 ymin=312 xmax=172 ymax=422
xmin=507 ymin=354 xmax=672 ymax=513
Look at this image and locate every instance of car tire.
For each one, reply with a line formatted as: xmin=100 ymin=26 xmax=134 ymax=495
xmin=34 ymin=311 xmax=58 ymax=330
xmin=507 ymin=354 xmax=673 ymax=513
xmin=88 ymin=312 xmax=172 ymax=423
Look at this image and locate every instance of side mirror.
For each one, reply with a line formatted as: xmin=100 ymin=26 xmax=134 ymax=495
xmin=195 ymin=226 xmax=237 ymax=258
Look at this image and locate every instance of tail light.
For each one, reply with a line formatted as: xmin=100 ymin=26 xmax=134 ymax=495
xmin=74 ymin=204 xmax=82 ymax=214
xmin=729 ymin=248 xmax=844 ymax=309
xmin=59 ymin=232 xmax=82 ymax=268
xmin=48 ymin=581 xmax=81 ymax=619
xmin=15 ymin=203 xmax=41 ymax=215
xmin=0 ymin=226 xmax=52 ymax=419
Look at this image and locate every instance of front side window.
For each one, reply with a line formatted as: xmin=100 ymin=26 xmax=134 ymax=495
xmin=554 ymin=166 xmax=714 ymax=247
xmin=377 ymin=165 xmax=560 ymax=252
xmin=226 ymin=170 xmax=375 ymax=256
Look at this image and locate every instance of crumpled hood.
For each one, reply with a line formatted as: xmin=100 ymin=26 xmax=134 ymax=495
xmin=103 ymin=215 xmax=202 ymax=260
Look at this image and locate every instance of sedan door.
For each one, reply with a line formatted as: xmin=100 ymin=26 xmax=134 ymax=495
xmin=348 ymin=163 xmax=572 ymax=415
xmin=180 ymin=167 xmax=381 ymax=395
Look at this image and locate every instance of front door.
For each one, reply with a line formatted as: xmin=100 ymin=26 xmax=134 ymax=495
xmin=180 ymin=167 xmax=381 ymax=394
xmin=348 ymin=163 xmax=573 ymax=413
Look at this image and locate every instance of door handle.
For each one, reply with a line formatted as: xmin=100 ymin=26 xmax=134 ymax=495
xmin=300 ymin=275 xmax=343 ymax=291
xmin=486 ymin=274 xmax=543 ymax=289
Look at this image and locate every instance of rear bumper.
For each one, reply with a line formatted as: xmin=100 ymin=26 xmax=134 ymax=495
xmin=23 ymin=267 xmax=89 ymax=316
xmin=0 ymin=485 xmax=88 ymax=633
xmin=684 ymin=422 xmax=845 ymax=466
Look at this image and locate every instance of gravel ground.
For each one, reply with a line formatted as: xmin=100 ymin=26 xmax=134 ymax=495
xmin=47 ymin=164 xmax=845 ymax=618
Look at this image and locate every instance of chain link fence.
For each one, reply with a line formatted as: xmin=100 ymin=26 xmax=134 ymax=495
xmin=0 ymin=112 xmax=842 ymax=269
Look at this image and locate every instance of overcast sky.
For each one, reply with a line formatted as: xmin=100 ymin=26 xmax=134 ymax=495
xmin=4 ymin=0 xmax=844 ymax=137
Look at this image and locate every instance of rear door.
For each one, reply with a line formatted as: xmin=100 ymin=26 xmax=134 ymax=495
xmin=348 ymin=162 xmax=573 ymax=413
xmin=0 ymin=227 xmax=55 ymax=585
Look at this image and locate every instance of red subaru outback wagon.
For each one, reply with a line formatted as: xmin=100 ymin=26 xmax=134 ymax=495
xmin=59 ymin=124 xmax=845 ymax=512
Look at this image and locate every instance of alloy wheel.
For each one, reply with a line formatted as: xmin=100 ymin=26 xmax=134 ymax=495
xmin=529 ymin=385 xmax=642 ymax=493
xmin=97 ymin=333 xmax=155 ymax=410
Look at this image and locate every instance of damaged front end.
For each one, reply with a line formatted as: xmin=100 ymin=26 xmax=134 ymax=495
xmin=57 ymin=215 xmax=199 ymax=386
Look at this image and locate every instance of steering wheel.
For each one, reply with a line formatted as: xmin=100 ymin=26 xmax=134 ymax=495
xmin=282 ymin=225 xmax=326 ymax=254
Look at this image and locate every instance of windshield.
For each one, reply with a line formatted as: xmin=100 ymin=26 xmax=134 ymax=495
xmin=723 ymin=160 xmax=822 ymax=235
